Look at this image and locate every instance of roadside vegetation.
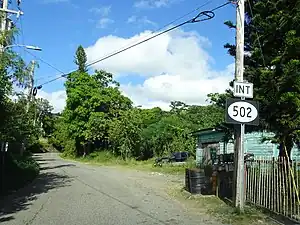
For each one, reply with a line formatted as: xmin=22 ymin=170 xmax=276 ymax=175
xmin=2 ymin=152 xmax=39 ymax=195
xmin=173 ymin=189 xmax=277 ymax=225
xmin=1 ymin=0 xmax=299 ymax=221
xmin=0 ymin=29 xmax=54 ymax=195
xmin=49 ymin=46 xmax=224 ymax=164
xmin=62 ymin=151 xmax=197 ymax=174
xmin=48 ymin=0 xmax=300 ymax=222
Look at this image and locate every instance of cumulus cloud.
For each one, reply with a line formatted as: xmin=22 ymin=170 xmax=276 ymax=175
xmin=36 ymin=90 xmax=66 ymax=113
xmin=127 ymin=16 xmax=157 ymax=27
xmin=38 ymin=28 xmax=233 ymax=112
xmin=89 ymin=5 xmax=112 ymax=17
xmin=134 ymin=0 xmax=178 ymax=9
xmin=83 ymin=28 xmax=233 ymax=110
xmin=97 ymin=18 xmax=114 ymax=29
xmin=42 ymin=0 xmax=69 ymax=4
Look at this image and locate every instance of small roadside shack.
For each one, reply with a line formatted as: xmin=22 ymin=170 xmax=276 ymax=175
xmin=192 ymin=126 xmax=300 ymax=166
xmin=190 ymin=125 xmax=300 ymax=198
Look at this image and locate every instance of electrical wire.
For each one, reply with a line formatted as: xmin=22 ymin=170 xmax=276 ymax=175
xmin=33 ymin=0 xmax=213 ymax=86
xmin=24 ymin=49 xmax=65 ymax=75
xmin=86 ymin=0 xmax=232 ymax=69
xmin=29 ymin=0 xmax=213 ymax=84
xmin=35 ymin=1 xmax=232 ymax=90
xmin=86 ymin=0 xmax=213 ymax=66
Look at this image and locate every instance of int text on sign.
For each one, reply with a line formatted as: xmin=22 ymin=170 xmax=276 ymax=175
xmin=233 ymin=81 xmax=253 ymax=99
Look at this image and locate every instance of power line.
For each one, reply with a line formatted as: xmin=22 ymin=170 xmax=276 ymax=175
xmin=35 ymin=1 xmax=232 ymax=90
xmin=24 ymin=49 xmax=65 ymax=75
xmin=86 ymin=1 xmax=231 ymax=69
xmin=33 ymin=0 xmax=213 ymax=85
xmin=86 ymin=0 xmax=213 ymax=66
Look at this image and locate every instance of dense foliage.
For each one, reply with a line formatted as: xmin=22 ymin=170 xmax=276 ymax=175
xmin=49 ymin=47 xmax=225 ymax=159
xmin=0 ymin=28 xmax=54 ymax=194
xmin=0 ymin=30 xmax=55 ymax=148
xmin=224 ymin=0 xmax=300 ymax=157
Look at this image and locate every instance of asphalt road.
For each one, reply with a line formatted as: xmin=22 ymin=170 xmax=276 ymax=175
xmin=0 ymin=153 xmax=222 ymax=225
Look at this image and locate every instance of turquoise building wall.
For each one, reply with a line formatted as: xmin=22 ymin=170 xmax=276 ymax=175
xmin=219 ymin=131 xmax=300 ymax=160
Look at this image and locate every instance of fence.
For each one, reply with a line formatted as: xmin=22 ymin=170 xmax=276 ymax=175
xmin=246 ymin=157 xmax=300 ymax=222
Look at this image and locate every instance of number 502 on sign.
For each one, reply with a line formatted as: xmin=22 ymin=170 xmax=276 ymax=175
xmin=225 ymin=98 xmax=259 ymax=126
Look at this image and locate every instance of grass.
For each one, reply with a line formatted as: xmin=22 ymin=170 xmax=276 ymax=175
xmin=61 ymin=151 xmax=197 ymax=175
xmin=167 ymin=185 xmax=278 ymax=225
xmin=2 ymin=152 xmax=40 ymax=195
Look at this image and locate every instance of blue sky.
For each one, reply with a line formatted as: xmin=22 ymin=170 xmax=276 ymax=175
xmin=11 ymin=0 xmax=236 ymax=112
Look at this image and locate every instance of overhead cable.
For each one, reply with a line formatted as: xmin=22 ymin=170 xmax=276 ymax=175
xmin=34 ymin=1 xmax=232 ymax=92
xmin=33 ymin=0 xmax=214 ymax=88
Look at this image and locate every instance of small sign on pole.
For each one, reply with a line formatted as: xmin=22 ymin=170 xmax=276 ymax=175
xmin=233 ymin=81 xmax=253 ymax=99
xmin=225 ymin=98 xmax=259 ymax=126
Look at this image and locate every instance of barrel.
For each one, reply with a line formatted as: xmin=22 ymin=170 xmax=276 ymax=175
xmin=185 ymin=168 xmax=190 ymax=191
xmin=185 ymin=168 xmax=209 ymax=194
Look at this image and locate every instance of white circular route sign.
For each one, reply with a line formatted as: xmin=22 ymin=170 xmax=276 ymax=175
xmin=226 ymin=98 xmax=259 ymax=125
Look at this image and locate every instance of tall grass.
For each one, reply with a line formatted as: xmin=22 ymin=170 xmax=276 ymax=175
xmin=62 ymin=151 xmax=197 ymax=174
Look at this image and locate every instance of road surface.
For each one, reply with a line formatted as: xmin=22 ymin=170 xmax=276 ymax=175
xmin=0 ymin=153 xmax=222 ymax=225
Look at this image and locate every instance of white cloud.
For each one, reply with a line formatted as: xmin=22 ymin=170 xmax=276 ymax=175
xmin=89 ymin=5 xmax=112 ymax=17
xmin=127 ymin=16 xmax=157 ymax=27
xmin=36 ymin=90 xmax=66 ymax=113
xmin=97 ymin=18 xmax=114 ymax=29
xmin=134 ymin=0 xmax=179 ymax=8
xmin=10 ymin=85 xmax=66 ymax=113
xmin=84 ymin=28 xmax=233 ymax=110
xmin=42 ymin=0 xmax=69 ymax=4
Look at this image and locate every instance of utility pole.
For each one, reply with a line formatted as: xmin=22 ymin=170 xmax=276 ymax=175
xmin=26 ymin=60 xmax=35 ymax=113
xmin=233 ymin=0 xmax=245 ymax=212
xmin=0 ymin=0 xmax=24 ymax=50
xmin=1 ymin=0 xmax=8 ymax=32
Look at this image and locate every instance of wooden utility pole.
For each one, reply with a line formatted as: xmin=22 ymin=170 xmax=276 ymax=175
xmin=26 ymin=60 xmax=35 ymax=113
xmin=0 ymin=0 xmax=23 ymax=51
xmin=233 ymin=0 xmax=245 ymax=212
xmin=1 ymin=0 xmax=8 ymax=32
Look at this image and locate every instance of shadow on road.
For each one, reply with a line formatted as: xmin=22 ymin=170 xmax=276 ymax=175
xmin=0 ymin=160 xmax=73 ymax=222
xmin=40 ymin=164 xmax=76 ymax=171
xmin=35 ymin=158 xmax=58 ymax=162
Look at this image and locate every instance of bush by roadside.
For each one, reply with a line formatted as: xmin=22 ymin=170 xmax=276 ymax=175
xmin=1 ymin=152 xmax=39 ymax=196
xmin=27 ymin=138 xmax=58 ymax=153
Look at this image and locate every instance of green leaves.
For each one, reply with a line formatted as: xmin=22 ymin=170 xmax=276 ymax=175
xmin=74 ymin=45 xmax=87 ymax=73
xmin=224 ymin=0 xmax=300 ymax=157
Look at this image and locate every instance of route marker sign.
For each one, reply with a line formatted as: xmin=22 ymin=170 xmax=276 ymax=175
xmin=225 ymin=98 xmax=259 ymax=126
xmin=233 ymin=81 xmax=253 ymax=99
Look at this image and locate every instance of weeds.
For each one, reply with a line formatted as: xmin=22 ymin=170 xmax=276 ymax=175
xmin=61 ymin=151 xmax=197 ymax=174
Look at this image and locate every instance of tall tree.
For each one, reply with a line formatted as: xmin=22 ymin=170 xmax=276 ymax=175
xmin=224 ymin=0 xmax=300 ymax=158
xmin=74 ymin=45 xmax=87 ymax=73
xmin=62 ymin=47 xmax=132 ymax=156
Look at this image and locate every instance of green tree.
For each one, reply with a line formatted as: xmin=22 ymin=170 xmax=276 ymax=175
xmin=224 ymin=0 xmax=300 ymax=158
xmin=34 ymin=98 xmax=55 ymax=136
xmin=74 ymin=45 xmax=87 ymax=73
xmin=61 ymin=46 xmax=132 ymax=156
xmin=0 ymin=29 xmax=34 ymax=143
xmin=108 ymin=108 xmax=143 ymax=159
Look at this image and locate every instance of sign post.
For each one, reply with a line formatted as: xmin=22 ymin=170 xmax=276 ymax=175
xmin=226 ymin=80 xmax=259 ymax=212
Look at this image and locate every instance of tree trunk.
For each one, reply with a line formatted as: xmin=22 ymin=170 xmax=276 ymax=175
xmin=278 ymin=135 xmax=293 ymax=159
